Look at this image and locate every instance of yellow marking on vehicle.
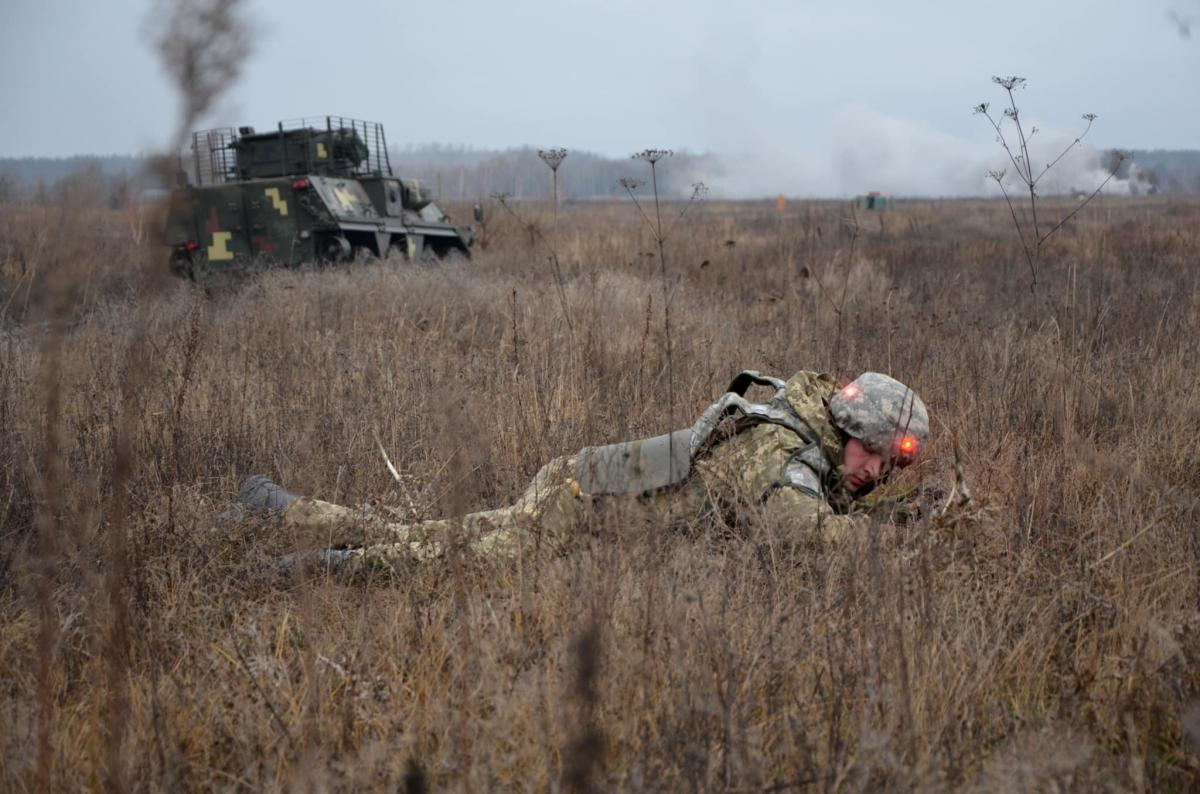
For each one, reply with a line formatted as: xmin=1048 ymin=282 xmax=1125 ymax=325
xmin=265 ymin=187 xmax=289 ymax=216
xmin=332 ymin=185 xmax=359 ymax=213
xmin=208 ymin=231 xmax=234 ymax=261
xmin=316 ymin=142 xmax=328 ymax=159
xmin=406 ymin=237 xmax=416 ymax=259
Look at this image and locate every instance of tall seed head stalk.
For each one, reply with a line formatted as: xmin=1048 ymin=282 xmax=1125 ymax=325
xmin=538 ymin=148 xmax=568 ymax=236
xmin=975 ymin=74 xmax=1126 ymax=291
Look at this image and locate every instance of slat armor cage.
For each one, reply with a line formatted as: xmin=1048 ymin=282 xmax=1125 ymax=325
xmin=188 ymin=116 xmax=392 ymax=186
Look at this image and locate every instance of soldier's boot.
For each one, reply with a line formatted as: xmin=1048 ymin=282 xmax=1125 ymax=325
xmin=238 ymin=474 xmax=300 ymax=514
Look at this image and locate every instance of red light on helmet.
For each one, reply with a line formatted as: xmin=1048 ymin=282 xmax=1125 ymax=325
xmin=184 ymin=241 xmax=198 ymax=251
xmin=291 ymin=178 xmax=310 ymax=190
xmin=898 ymin=436 xmax=918 ymax=455
xmin=841 ymin=384 xmax=860 ymax=399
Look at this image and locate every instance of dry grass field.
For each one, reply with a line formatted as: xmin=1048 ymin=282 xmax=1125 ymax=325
xmin=1 ymin=194 xmax=1198 ymax=791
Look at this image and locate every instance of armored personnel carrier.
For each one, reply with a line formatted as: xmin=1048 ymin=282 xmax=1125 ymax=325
xmin=164 ymin=116 xmax=475 ymax=278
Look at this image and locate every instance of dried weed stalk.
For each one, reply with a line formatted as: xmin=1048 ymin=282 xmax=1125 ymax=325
xmin=975 ymin=75 xmax=1127 ymax=289
xmin=491 ymin=190 xmax=575 ymax=335
xmin=620 ymin=151 xmax=706 ymax=466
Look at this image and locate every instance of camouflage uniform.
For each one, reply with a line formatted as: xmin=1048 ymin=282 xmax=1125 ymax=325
xmin=246 ymin=370 xmax=929 ymax=575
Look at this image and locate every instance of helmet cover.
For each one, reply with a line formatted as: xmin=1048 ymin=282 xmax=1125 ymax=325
xmin=828 ymin=372 xmax=929 ymax=465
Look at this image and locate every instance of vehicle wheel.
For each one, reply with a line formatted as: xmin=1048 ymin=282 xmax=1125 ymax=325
xmin=318 ymin=235 xmax=352 ymax=262
xmin=169 ymin=251 xmax=195 ymax=280
xmin=419 ymin=243 xmax=442 ymax=265
xmin=440 ymin=246 xmax=470 ymax=264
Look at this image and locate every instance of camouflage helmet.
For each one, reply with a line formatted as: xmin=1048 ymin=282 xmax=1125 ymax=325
xmin=828 ymin=372 xmax=929 ymax=465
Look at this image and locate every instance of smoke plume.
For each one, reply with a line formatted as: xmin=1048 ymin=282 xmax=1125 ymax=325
xmin=701 ymin=105 xmax=1147 ymax=199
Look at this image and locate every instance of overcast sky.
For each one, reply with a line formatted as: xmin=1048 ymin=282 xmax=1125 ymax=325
xmin=3 ymin=0 xmax=1197 ymax=195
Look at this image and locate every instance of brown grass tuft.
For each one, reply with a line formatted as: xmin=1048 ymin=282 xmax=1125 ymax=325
xmin=1 ymin=195 xmax=1199 ymax=789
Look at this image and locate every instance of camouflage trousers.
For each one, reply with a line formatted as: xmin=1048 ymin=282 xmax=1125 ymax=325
xmin=279 ymin=454 xmax=710 ymax=575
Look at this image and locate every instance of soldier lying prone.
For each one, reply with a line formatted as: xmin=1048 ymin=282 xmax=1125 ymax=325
xmin=240 ymin=370 xmax=932 ymax=576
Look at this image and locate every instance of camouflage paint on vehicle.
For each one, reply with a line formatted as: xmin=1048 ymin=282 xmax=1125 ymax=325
xmin=163 ymin=117 xmax=475 ymax=278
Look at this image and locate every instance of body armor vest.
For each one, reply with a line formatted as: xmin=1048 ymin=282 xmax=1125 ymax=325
xmin=574 ymin=371 xmax=830 ymax=496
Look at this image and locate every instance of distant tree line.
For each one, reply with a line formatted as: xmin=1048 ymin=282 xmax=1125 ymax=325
xmin=0 ymin=145 xmax=712 ymax=206
xmin=0 ymin=155 xmax=165 ymax=208
xmin=389 ymin=144 xmax=714 ymax=200
xmin=1 ymin=147 xmax=1198 ymax=205
xmin=0 ymin=146 xmax=711 ymax=205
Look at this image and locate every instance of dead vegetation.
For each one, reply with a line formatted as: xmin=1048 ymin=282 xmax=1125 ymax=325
xmin=1 ymin=195 xmax=1198 ymax=790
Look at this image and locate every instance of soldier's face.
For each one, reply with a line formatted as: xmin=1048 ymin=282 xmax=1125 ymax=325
xmin=842 ymin=438 xmax=888 ymax=494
